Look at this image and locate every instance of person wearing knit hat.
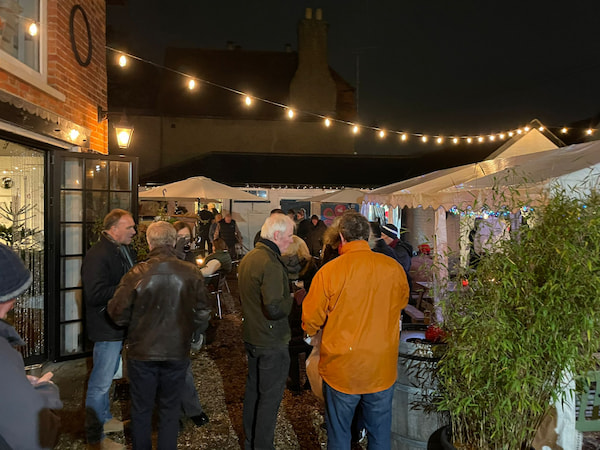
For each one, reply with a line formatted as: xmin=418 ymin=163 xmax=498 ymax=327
xmin=380 ymin=223 xmax=413 ymax=294
xmin=0 ymin=243 xmax=63 ymax=449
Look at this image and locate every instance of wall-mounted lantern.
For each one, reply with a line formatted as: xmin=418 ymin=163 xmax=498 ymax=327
xmin=98 ymin=106 xmax=134 ymax=149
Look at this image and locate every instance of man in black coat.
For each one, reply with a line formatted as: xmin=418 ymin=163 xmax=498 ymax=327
xmin=81 ymin=209 xmax=136 ymax=448
xmin=197 ymin=204 xmax=214 ymax=253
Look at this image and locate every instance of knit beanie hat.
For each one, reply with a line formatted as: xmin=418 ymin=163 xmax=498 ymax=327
xmin=0 ymin=244 xmax=32 ymax=303
xmin=381 ymin=223 xmax=398 ymax=239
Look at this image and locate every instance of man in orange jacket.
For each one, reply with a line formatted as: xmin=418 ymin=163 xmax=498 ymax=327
xmin=302 ymin=210 xmax=409 ymax=449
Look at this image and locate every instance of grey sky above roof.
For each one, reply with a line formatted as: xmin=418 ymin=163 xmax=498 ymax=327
xmin=107 ymin=0 xmax=600 ymax=156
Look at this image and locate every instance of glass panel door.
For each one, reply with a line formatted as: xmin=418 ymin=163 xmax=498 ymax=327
xmin=54 ymin=152 xmax=137 ymax=359
xmin=0 ymin=139 xmax=45 ymax=360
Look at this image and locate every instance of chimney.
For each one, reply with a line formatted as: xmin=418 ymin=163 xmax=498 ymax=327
xmin=289 ymin=8 xmax=337 ymax=116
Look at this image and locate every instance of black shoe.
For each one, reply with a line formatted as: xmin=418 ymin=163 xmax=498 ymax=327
xmin=190 ymin=412 xmax=209 ymax=427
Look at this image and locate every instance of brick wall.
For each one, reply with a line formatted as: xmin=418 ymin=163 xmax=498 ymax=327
xmin=0 ymin=0 xmax=108 ymax=154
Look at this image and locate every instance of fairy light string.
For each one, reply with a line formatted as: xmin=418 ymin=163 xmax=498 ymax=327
xmin=106 ymin=47 xmax=597 ymax=144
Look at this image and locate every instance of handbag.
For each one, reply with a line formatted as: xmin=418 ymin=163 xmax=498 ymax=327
xmin=305 ymin=330 xmax=324 ymax=403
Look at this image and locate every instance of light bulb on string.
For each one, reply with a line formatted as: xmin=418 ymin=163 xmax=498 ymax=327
xmin=324 ymin=118 xmax=331 ymax=127
xmin=561 ymin=127 xmax=568 ymax=134
xmin=538 ymin=126 xmax=544 ymax=131
xmin=118 ymin=54 xmax=127 ymax=67
xmin=352 ymin=125 xmax=359 ymax=134
xmin=587 ymin=129 xmax=594 ymax=135
xmin=436 ymin=137 xmax=443 ymax=144
xmin=489 ymin=135 xmax=495 ymax=141
xmin=516 ymin=129 xmax=522 ymax=135
xmin=378 ymin=130 xmax=385 ymax=139
xmin=499 ymin=133 xmax=505 ymax=139
xmin=524 ymin=126 xmax=530 ymax=132
xmin=421 ymin=135 xmax=428 ymax=143
xmin=28 ymin=22 xmax=38 ymax=36
xmin=187 ymin=79 xmax=196 ymax=90
xmin=287 ymin=108 xmax=294 ymax=119
xmin=400 ymin=134 xmax=407 ymax=141
xmin=452 ymin=137 xmax=459 ymax=144
xmin=508 ymin=131 xmax=514 ymax=137
xmin=477 ymin=136 xmax=484 ymax=143
xmin=244 ymin=96 xmax=252 ymax=106
xmin=467 ymin=137 xmax=473 ymax=144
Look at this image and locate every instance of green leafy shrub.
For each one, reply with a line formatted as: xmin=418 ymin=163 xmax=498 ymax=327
xmin=437 ymin=187 xmax=600 ymax=449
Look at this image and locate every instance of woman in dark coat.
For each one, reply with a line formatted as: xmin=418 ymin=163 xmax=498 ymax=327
xmin=305 ymin=215 xmax=328 ymax=258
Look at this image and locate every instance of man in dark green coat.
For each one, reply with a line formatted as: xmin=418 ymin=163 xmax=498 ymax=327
xmin=238 ymin=213 xmax=295 ymax=450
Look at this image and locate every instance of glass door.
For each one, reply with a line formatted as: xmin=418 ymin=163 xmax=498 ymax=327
xmin=51 ymin=152 xmax=137 ymax=360
xmin=0 ymin=139 xmax=46 ymax=362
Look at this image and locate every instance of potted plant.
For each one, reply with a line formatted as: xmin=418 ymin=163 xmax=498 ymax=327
xmin=434 ymin=186 xmax=600 ymax=449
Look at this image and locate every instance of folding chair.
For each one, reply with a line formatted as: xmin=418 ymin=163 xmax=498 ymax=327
xmin=204 ymin=272 xmax=225 ymax=319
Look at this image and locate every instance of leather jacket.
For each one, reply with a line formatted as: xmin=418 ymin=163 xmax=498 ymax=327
xmin=107 ymin=246 xmax=211 ymax=361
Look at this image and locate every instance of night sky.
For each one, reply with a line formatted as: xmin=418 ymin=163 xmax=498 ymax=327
xmin=107 ymin=1 xmax=600 ymax=156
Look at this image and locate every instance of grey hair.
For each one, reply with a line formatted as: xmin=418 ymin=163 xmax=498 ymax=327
xmin=146 ymin=221 xmax=177 ymax=248
xmin=260 ymin=213 xmax=295 ymax=241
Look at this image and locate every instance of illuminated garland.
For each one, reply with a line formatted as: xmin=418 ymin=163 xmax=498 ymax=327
xmin=107 ymin=47 xmax=597 ymax=144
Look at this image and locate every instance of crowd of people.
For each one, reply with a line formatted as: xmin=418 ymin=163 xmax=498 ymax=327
xmin=0 ymin=204 xmax=436 ymax=450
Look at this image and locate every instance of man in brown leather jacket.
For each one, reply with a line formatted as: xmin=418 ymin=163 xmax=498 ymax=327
xmin=108 ymin=221 xmax=211 ymax=450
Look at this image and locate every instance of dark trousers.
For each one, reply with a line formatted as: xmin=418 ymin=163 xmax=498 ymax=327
xmin=128 ymin=359 xmax=188 ymax=450
xmin=243 ymin=343 xmax=290 ymax=450
xmin=288 ymin=343 xmax=312 ymax=389
xmin=180 ymin=360 xmax=204 ymax=418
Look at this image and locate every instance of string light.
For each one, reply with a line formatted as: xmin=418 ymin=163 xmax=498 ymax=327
xmin=104 ymin=46 xmax=598 ymax=148
xmin=28 ymin=22 xmax=38 ymax=36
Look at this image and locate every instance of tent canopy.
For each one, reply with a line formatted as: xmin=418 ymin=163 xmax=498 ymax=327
xmin=366 ymin=141 xmax=600 ymax=210
xmin=306 ymin=188 xmax=369 ymax=204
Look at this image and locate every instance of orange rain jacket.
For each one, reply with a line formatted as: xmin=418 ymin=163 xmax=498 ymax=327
xmin=302 ymin=240 xmax=409 ymax=394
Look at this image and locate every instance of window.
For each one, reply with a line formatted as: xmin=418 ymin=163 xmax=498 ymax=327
xmin=0 ymin=0 xmax=41 ymax=72
xmin=0 ymin=0 xmax=61 ymax=100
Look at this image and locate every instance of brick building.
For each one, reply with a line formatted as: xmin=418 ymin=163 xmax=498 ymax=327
xmin=0 ymin=0 xmax=137 ymax=363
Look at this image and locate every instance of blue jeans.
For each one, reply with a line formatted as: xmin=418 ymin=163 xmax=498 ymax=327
xmin=243 ymin=344 xmax=290 ymax=450
xmin=128 ymin=359 xmax=189 ymax=450
xmin=85 ymin=340 xmax=123 ymax=443
xmin=323 ymin=382 xmax=394 ymax=450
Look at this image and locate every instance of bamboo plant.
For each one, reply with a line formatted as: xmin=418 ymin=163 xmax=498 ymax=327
xmin=436 ymin=186 xmax=600 ymax=449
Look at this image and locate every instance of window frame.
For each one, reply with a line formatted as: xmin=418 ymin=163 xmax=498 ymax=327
xmin=0 ymin=0 xmax=65 ymax=100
